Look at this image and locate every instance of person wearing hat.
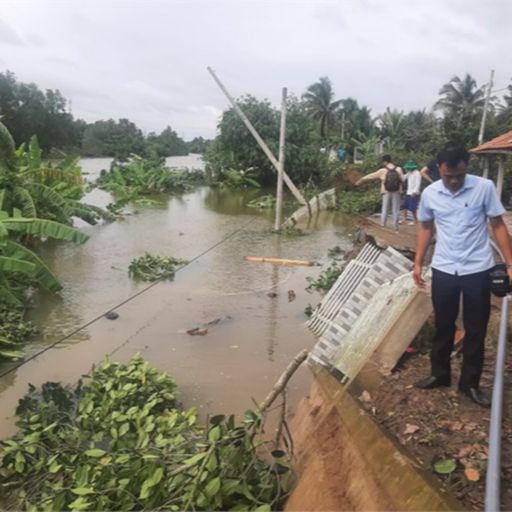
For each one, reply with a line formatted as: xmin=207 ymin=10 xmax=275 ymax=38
xmin=401 ymin=160 xmax=421 ymax=225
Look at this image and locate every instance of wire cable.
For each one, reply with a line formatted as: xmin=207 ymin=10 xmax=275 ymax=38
xmin=0 ymin=216 xmax=259 ymax=379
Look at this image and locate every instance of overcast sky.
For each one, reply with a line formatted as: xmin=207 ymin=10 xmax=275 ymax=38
xmin=0 ymin=0 xmax=511 ymax=139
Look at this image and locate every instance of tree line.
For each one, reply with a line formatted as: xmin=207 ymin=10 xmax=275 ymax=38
xmin=0 ymin=71 xmax=209 ymax=159
xmin=204 ymin=73 xmax=512 ymax=187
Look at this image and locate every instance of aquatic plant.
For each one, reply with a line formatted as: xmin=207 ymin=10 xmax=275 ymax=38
xmin=306 ymin=246 xmax=347 ymax=294
xmin=96 ymin=156 xmax=204 ymax=198
xmin=0 ymin=356 xmax=292 ymax=510
xmin=128 ymin=253 xmax=187 ymax=282
xmin=247 ymin=195 xmax=276 ymax=209
xmin=0 ymin=308 xmax=37 ymax=361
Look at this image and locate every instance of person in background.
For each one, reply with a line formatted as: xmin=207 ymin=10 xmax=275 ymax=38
xmin=401 ymin=160 xmax=421 ymax=225
xmin=413 ymin=146 xmax=512 ymax=408
xmin=355 ymin=154 xmax=404 ymax=231
xmin=420 ymin=158 xmax=441 ymax=184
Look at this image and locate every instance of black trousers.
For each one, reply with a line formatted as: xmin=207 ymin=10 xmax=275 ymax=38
xmin=431 ymin=268 xmax=491 ymax=390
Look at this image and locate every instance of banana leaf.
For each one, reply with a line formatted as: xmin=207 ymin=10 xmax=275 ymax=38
xmin=0 ymin=282 xmax=22 ymax=306
xmin=0 ymin=349 xmax=24 ymax=360
xmin=13 ymin=187 xmax=37 ymax=218
xmin=1 ymin=217 xmax=89 ymax=244
xmin=27 ymin=183 xmax=74 ymax=219
xmin=3 ymin=240 xmax=62 ymax=292
xmin=66 ymin=200 xmax=116 ymax=224
xmin=0 ymin=256 xmax=36 ymax=276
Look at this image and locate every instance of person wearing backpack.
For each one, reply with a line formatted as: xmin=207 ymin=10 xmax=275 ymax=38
xmin=355 ymin=154 xmax=404 ymax=230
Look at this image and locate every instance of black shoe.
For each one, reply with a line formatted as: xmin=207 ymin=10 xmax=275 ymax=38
xmin=414 ymin=375 xmax=451 ymax=389
xmin=459 ymin=387 xmax=491 ymax=408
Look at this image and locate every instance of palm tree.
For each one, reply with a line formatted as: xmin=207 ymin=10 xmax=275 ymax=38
xmin=303 ymin=77 xmax=342 ymax=138
xmin=378 ymin=108 xmax=406 ymax=143
xmin=503 ymin=82 xmax=512 ymax=108
xmin=434 ymin=74 xmax=487 ymax=117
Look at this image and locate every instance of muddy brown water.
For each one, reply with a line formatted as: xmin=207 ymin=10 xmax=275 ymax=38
xmin=0 ymin=156 xmax=354 ymax=437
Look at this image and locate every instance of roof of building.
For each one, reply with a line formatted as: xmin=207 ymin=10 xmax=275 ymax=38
xmin=470 ymin=130 xmax=512 ymax=154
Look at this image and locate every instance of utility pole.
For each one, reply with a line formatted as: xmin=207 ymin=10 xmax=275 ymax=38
xmin=274 ymin=88 xmax=287 ymax=232
xmin=341 ymin=111 xmax=345 ymax=141
xmin=207 ymin=67 xmax=306 ymax=206
xmin=479 ymin=69 xmax=494 ymax=178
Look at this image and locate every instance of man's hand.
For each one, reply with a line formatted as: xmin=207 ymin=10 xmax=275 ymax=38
xmin=413 ymin=264 xmax=426 ymax=288
xmin=355 ymin=179 xmax=361 ymax=187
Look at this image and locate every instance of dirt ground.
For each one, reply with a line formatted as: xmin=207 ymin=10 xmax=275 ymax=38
xmin=360 ymin=304 xmax=512 ymax=511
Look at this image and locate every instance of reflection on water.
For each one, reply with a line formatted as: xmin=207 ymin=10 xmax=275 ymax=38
xmin=0 ymin=157 xmax=354 ymax=437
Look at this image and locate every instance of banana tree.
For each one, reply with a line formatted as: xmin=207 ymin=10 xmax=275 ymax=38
xmin=0 ymin=122 xmax=114 ymax=224
xmin=0 ymin=210 xmax=89 ymax=360
xmin=0 ymin=209 xmax=88 ymax=304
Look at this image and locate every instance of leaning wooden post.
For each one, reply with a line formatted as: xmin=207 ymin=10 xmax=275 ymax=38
xmin=274 ymin=88 xmax=287 ymax=232
xmin=496 ymin=156 xmax=505 ymax=200
xmin=207 ymin=67 xmax=307 ymax=206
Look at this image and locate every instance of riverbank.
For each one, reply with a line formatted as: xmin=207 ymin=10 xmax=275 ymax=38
xmin=288 ymin=215 xmax=512 ymax=511
xmin=365 ymin=306 xmax=512 ymax=511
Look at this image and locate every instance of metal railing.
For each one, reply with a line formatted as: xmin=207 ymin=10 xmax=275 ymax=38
xmin=485 ymin=294 xmax=509 ymax=512
xmin=486 ymin=240 xmax=509 ymax=511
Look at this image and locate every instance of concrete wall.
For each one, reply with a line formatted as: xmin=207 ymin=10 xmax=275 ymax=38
xmin=286 ymin=368 xmax=462 ymax=511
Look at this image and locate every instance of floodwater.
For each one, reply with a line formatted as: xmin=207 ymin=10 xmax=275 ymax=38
xmin=0 ymin=155 xmax=354 ymax=437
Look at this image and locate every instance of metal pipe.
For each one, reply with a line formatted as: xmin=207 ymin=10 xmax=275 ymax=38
xmin=485 ymin=239 xmax=508 ymax=511
xmin=485 ymin=294 xmax=508 ymax=512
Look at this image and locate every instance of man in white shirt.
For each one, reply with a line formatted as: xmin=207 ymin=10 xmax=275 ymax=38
xmin=355 ymin=154 xmax=404 ymax=230
xmin=401 ymin=160 xmax=421 ymax=224
xmin=413 ymin=146 xmax=512 ymax=407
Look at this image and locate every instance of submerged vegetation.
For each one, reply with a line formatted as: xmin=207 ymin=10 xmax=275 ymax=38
xmin=128 ymin=254 xmax=187 ymax=282
xmin=306 ymin=246 xmax=347 ymax=294
xmin=208 ymin=167 xmax=261 ymax=189
xmin=0 ymin=122 xmax=104 ymax=360
xmin=0 ymin=309 xmax=37 ymax=361
xmin=0 ymin=356 xmax=292 ymax=511
xmin=96 ymin=156 xmax=205 ymax=201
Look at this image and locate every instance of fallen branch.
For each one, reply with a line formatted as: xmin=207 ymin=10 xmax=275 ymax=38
xmin=274 ymin=389 xmax=287 ymax=449
xmin=259 ymin=349 xmax=309 ymax=412
xmin=245 ymin=256 xmax=316 ymax=267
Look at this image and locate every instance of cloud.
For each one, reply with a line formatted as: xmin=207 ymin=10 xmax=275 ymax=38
xmin=0 ymin=18 xmax=24 ymax=46
xmin=0 ymin=0 xmax=510 ymax=139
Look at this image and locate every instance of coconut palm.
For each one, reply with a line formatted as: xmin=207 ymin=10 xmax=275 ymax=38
xmin=337 ymin=99 xmax=374 ymax=142
xmin=378 ymin=108 xmax=406 ymax=144
xmin=434 ymin=74 xmax=487 ymax=117
xmin=303 ymin=77 xmax=342 ymax=138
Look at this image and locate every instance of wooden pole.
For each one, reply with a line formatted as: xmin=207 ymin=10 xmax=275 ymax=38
xmin=497 ymin=156 xmax=505 ymax=200
xmin=478 ymin=69 xmax=495 ymax=146
xmin=274 ymin=88 xmax=287 ymax=231
xmin=207 ymin=67 xmax=306 ymax=205
xmin=483 ymin=156 xmax=489 ymax=179
xmin=244 ymin=256 xmax=316 ymax=267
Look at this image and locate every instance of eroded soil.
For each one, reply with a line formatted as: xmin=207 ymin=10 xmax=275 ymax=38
xmin=361 ymin=307 xmax=512 ymax=511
